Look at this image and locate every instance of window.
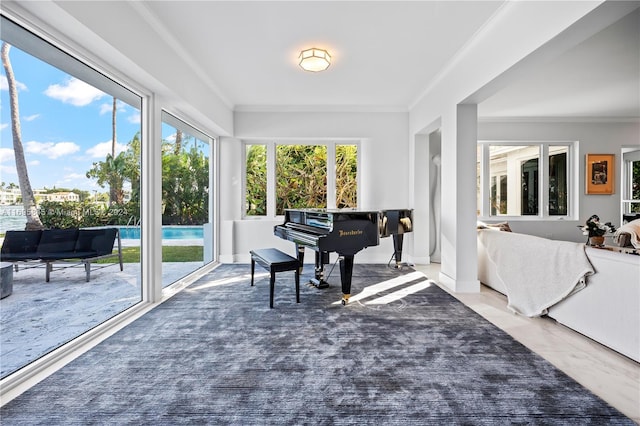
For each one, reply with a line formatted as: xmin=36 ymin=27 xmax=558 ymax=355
xmin=336 ymin=144 xmax=358 ymax=208
xmin=245 ymin=144 xmax=267 ymax=216
xmin=161 ymin=112 xmax=214 ymax=286
xmin=276 ymin=144 xmax=327 ymax=214
xmin=244 ymin=141 xmax=359 ymax=217
xmin=1 ymin=16 xmax=141 ymax=378
xmin=477 ymin=142 xmax=574 ymax=218
xmin=622 ymin=148 xmax=640 ymax=217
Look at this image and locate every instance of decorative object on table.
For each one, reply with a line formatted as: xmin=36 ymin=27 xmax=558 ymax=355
xmin=585 ymin=153 xmax=615 ymax=195
xmin=580 ymin=214 xmax=616 ymax=246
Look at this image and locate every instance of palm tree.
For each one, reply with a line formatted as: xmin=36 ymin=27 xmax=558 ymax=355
xmin=106 ymin=153 xmax=126 ymax=204
xmin=1 ymin=42 xmax=43 ymax=230
xmin=109 ymin=97 xmax=118 ymax=205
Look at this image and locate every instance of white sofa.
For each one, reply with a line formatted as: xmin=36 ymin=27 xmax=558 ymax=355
xmin=478 ymin=229 xmax=640 ymax=363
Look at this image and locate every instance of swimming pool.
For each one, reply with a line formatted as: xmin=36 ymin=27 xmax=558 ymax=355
xmin=118 ymin=225 xmax=203 ymax=240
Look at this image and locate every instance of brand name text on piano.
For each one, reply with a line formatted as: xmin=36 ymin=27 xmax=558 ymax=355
xmin=339 ymin=229 xmax=364 ymax=237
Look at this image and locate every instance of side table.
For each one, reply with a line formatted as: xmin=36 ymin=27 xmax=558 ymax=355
xmin=1 ymin=262 xmax=14 ymax=299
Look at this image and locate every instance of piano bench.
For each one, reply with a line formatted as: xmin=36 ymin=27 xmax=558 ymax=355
xmin=250 ymin=248 xmax=300 ymax=309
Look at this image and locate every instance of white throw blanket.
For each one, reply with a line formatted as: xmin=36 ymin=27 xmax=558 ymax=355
xmin=614 ymin=219 xmax=640 ymax=249
xmin=478 ymin=230 xmax=594 ymax=317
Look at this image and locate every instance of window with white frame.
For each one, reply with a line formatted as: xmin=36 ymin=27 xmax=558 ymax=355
xmin=477 ymin=142 xmax=575 ymax=218
xmin=1 ymin=15 xmax=142 ymax=379
xmin=244 ymin=141 xmax=358 ymax=217
xmin=622 ymin=148 xmax=640 ymax=217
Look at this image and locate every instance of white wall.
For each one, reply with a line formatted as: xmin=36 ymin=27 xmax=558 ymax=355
xmin=224 ymin=110 xmax=410 ymax=263
xmin=478 ymin=120 xmax=640 ymax=242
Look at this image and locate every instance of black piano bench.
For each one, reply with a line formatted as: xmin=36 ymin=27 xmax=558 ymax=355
xmin=250 ymin=248 xmax=300 ymax=309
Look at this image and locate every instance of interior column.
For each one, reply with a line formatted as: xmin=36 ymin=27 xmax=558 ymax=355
xmin=218 ymin=137 xmax=243 ymax=263
xmin=438 ymin=104 xmax=480 ymax=293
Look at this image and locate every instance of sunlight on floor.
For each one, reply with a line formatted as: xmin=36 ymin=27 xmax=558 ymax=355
xmin=331 ymin=271 xmax=430 ymax=305
xmin=188 ymin=272 xmax=269 ymax=291
xmin=365 ymin=280 xmax=433 ymax=305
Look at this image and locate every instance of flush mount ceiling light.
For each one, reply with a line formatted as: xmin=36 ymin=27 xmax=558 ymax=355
xmin=298 ymin=48 xmax=331 ymax=72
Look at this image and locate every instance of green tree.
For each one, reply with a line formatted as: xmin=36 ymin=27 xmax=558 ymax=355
xmin=109 ymin=96 xmax=119 ymax=205
xmin=122 ymin=132 xmax=141 ymax=208
xmin=161 ymin=135 xmax=209 ymax=225
xmin=276 ymin=145 xmax=327 ymax=215
xmin=336 ymin=145 xmax=357 ymax=208
xmin=86 ymin=132 xmax=141 ymax=223
xmin=245 ymin=144 xmax=358 ymax=216
xmin=245 ymin=145 xmax=267 ymax=215
xmin=86 ymin=152 xmax=126 ymax=204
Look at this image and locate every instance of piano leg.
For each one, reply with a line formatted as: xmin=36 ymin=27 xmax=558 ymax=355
xmin=296 ymin=244 xmax=305 ymax=274
xmin=393 ymin=234 xmax=404 ymax=268
xmin=339 ymin=255 xmax=354 ymax=305
xmin=310 ymin=250 xmax=330 ymax=289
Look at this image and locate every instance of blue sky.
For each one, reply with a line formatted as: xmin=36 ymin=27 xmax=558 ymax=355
xmin=1 ymin=44 xmax=142 ymax=193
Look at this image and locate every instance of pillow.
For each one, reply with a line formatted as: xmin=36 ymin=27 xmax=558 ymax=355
xmin=477 ymin=221 xmax=512 ymax=232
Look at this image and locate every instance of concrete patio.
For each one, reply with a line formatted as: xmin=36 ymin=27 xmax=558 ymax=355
xmin=0 ymin=259 xmax=202 ymax=379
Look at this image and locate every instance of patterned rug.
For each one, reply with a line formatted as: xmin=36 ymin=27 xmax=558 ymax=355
xmin=0 ymin=264 xmax=632 ymax=425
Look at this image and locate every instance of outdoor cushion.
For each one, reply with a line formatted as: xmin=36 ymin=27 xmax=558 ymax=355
xmin=37 ymin=229 xmax=79 ymax=255
xmin=0 ymin=230 xmax=42 ymax=259
xmin=0 ymin=252 xmax=40 ymax=261
xmin=37 ymin=251 xmax=96 ymax=261
xmin=76 ymin=228 xmax=117 ymax=256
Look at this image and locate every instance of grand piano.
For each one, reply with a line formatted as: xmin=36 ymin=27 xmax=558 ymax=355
xmin=274 ymin=208 xmax=413 ymax=304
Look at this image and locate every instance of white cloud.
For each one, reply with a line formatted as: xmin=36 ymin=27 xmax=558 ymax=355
xmin=0 ymin=164 xmax=16 ymax=176
xmin=127 ymin=113 xmax=141 ymax=124
xmin=28 ymin=160 xmax=40 ymax=166
xmin=44 ymin=77 xmax=105 ymax=106
xmin=0 ymin=147 xmax=14 ymax=163
xmin=99 ymin=99 xmax=128 ymax=116
xmin=0 ymin=75 xmax=27 ymax=92
xmin=23 ymin=114 xmax=40 ymax=122
xmin=0 ymin=123 xmax=8 ymax=131
xmin=63 ymin=172 xmax=87 ymax=182
xmin=99 ymin=103 xmax=112 ymax=115
xmin=86 ymin=140 xmax=127 ymax=158
xmin=24 ymin=141 xmax=81 ymax=159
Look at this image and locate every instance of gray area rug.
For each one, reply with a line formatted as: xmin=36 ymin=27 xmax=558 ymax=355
xmin=0 ymin=264 xmax=632 ymax=425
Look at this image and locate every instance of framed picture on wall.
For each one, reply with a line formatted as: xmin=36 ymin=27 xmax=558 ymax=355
xmin=585 ymin=153 xmax=615 ymax=195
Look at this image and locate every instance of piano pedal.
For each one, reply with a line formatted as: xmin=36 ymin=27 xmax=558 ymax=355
xmin=341 ymin=294 xmax=350 ymax=305
xmin=310 ymin=278 xmax=330 ymax=289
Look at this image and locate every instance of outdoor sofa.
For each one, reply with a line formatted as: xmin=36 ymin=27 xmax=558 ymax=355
xmin=0 ymin=227 xmax=123 ymax=282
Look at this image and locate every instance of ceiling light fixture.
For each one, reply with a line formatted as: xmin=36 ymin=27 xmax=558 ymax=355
xmin=298 ymin=48 xmax=331 ymax=72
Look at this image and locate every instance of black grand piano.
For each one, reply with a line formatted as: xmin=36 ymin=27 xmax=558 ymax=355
xmin=274 ymin=208 xmax=413 ymax=304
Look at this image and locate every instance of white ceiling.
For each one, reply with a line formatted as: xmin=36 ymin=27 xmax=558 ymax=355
xmin=479 ymin=7 xmax=640 ymax=120
xmin=131 ymin=1 xmax=638 ymax=119
xmin=137 ymin=1 xmax=506 ymax=109
xmin=37 ymin=1 xmax=639 ymax=120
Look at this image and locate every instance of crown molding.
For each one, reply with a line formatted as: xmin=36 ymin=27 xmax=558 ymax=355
xmin=478 ymin=115 xmax=640 ymax=124
xmin=233 ymin=104 xmax=409 ymax=113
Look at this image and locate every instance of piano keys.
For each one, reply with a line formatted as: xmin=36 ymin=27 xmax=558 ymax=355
xmin=274 ymin=208 xmax=413 ymax=304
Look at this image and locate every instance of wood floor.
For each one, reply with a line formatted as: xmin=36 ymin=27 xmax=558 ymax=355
xmin=414 ymin=263 xmax=640 ymax=423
